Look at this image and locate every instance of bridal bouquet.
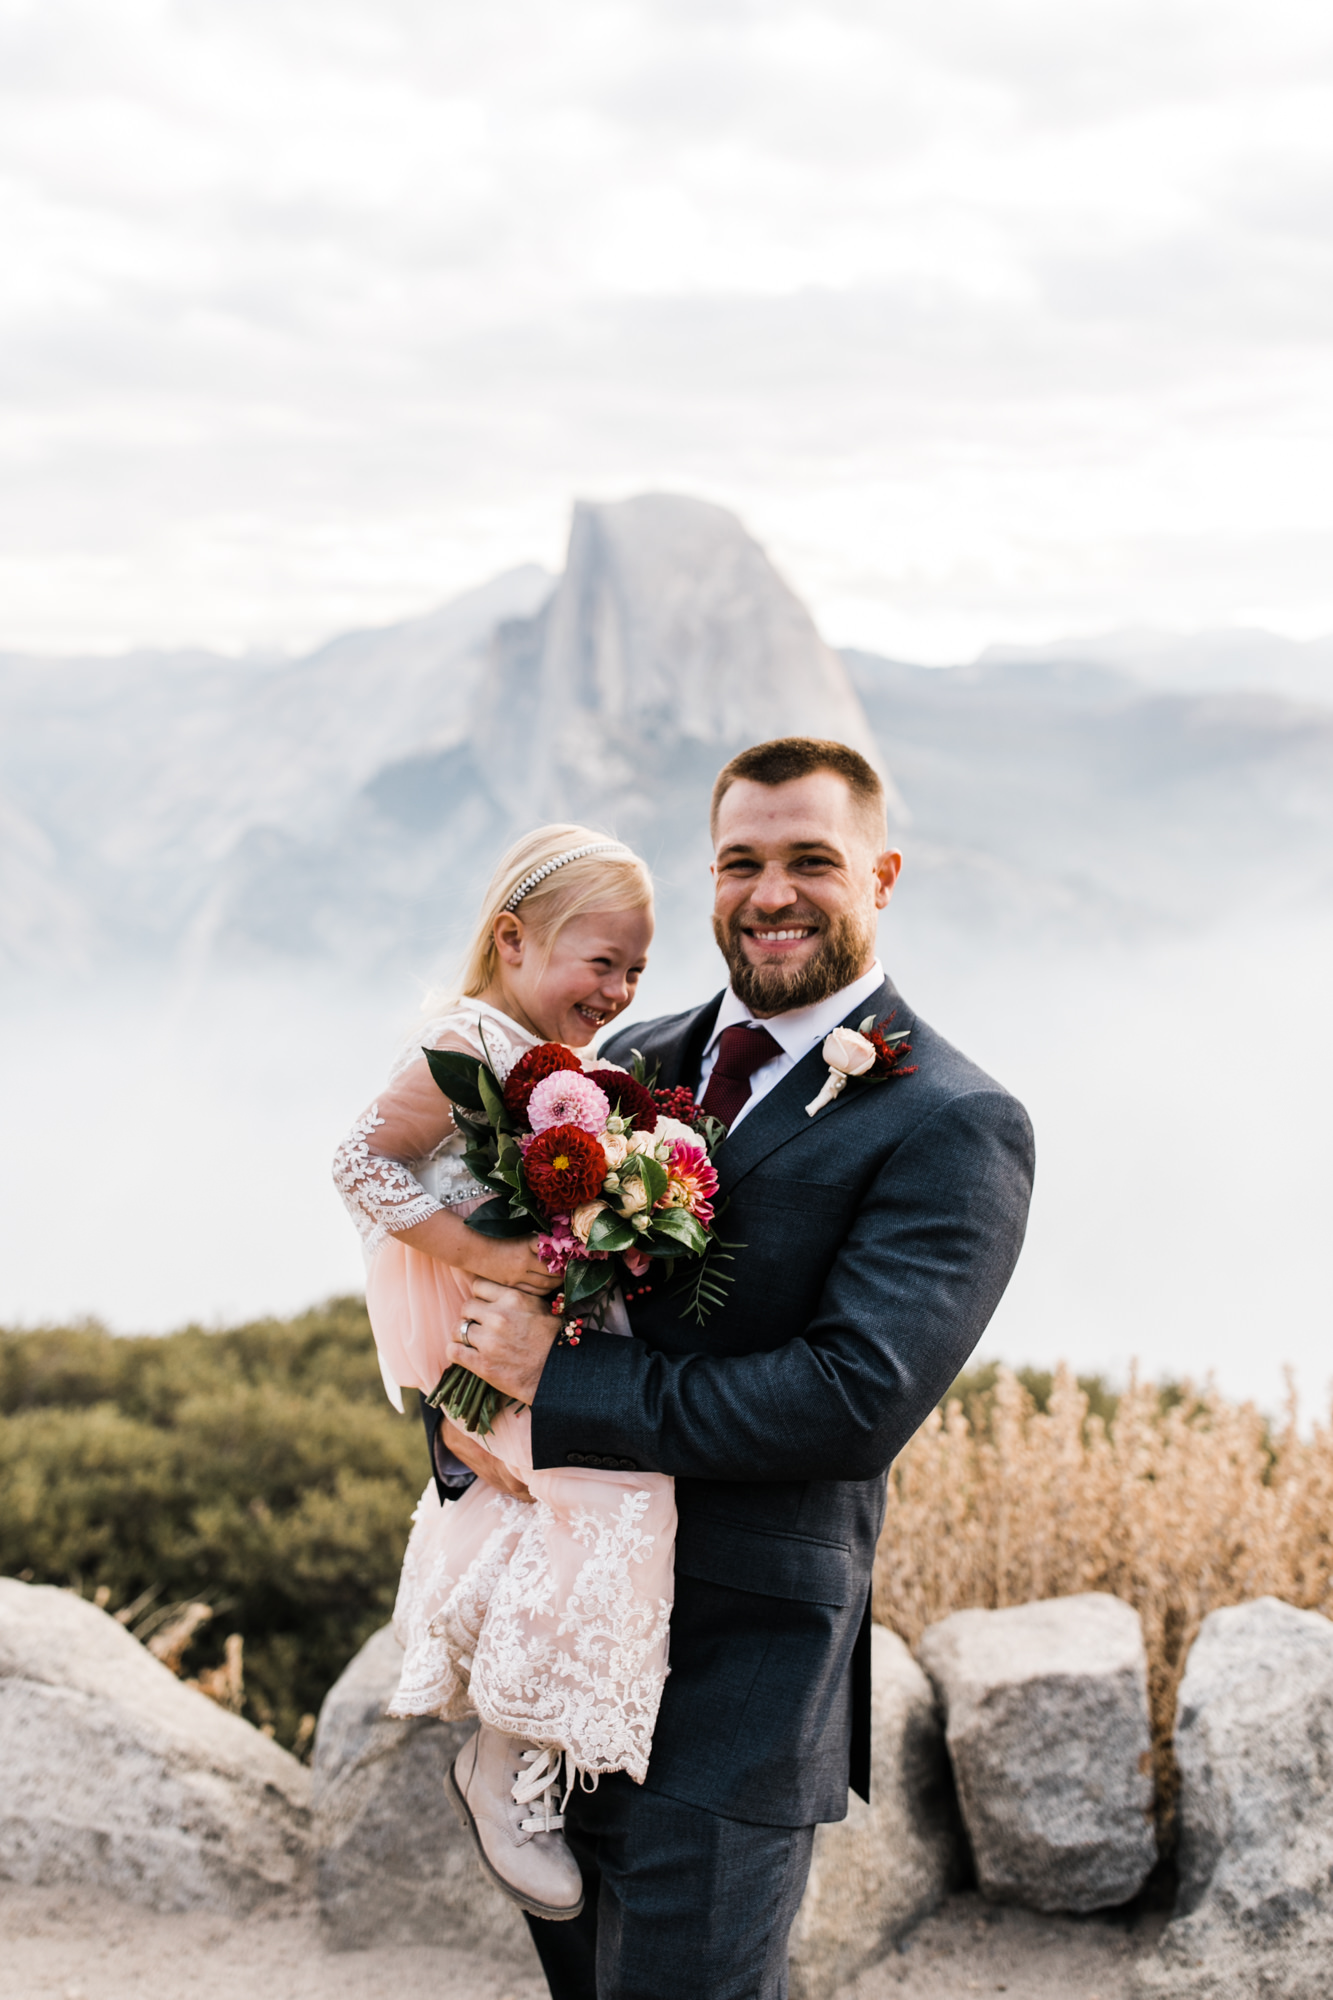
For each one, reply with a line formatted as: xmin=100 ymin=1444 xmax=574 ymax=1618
xmin=424 ymin=1039 xmax=727 ymax=1432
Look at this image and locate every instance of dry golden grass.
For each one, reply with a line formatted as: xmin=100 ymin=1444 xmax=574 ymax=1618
xmin=873 ymin=1364 xmax=1333 ymax=1842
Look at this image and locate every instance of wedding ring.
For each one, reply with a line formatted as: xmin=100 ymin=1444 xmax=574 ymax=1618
xmin=458 ymin=1318 xmax=474 ymax=1348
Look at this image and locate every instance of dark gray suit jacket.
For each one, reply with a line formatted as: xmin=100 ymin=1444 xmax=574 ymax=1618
xmin=529 ymin=975 xmax=1034 ymax=1829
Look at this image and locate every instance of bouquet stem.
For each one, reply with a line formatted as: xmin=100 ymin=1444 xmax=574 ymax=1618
xmin=426 ymin=1362 xmax=514 ymax=1437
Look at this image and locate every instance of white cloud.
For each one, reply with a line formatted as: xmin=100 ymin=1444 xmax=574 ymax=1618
xmin=1 ymin=0 xmax=1332 ymax=655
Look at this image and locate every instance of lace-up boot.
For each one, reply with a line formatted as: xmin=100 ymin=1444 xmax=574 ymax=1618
xmin=448 ymin=1724 xmax=585 ymax=1920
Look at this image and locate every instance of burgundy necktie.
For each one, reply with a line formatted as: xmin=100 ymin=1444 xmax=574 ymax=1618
xmin=699 ymin=1023 xmax=784 ymax=1129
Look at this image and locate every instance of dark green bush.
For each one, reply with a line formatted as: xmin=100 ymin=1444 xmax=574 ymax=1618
xmin=0 ymin=1298 xmax=425 ymax=1748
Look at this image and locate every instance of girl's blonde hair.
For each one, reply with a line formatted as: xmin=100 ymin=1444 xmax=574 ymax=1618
xmin=441 ymin=824 xmax=653 ymax=1005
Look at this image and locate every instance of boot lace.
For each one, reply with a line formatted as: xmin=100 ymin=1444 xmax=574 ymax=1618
xmin=511 ymin=1746 xmax=568 ymax=1834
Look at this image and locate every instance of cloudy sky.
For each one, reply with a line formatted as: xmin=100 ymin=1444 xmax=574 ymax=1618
xmin=4 ymin=0 xmax=1333 ymax=660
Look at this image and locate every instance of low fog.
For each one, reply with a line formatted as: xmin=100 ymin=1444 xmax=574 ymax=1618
xmin=4 ymin=910 xmax=1327 ymax=1418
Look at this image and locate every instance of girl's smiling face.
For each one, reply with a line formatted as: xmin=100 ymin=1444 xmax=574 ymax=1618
xmin=488 ymin=905 xmax=654 ymax=1047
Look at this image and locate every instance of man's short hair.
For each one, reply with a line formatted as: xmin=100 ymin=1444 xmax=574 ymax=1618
xmin=710 ymin=737 xmax=888 ymax=845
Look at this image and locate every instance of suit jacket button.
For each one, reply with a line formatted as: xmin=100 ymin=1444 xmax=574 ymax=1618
xmin=617 ymin=1458 xmax=638 ymax=1470
xmin=566 ymin=1452 xmax=586 ymax=1465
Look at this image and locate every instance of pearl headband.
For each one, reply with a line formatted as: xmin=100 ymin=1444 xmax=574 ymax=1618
xmin=501 ymin=842 xmax=629 ymax=913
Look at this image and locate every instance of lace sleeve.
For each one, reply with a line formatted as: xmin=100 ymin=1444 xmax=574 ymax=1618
xmin=334 ymin=1007 xmax=539 ymax=1259
xmin=333 ymin=1023 xmax=484 ymax=1257
xmin=332 ymin=1100 xmax=447 ymax=1256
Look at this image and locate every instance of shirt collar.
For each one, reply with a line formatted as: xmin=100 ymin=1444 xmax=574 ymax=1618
xmin=705 ymin=961 xmax=886 ymax=1064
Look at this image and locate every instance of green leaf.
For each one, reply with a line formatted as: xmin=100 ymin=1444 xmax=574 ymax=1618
xmin=423 ymin=1048 xmax=488 ymax=1113
xmin=465 ymin=1196 xmax=537 ymax=1240
xmin=632 ymin=1236 xmax=680 ymax=1259
xmin=563 ymin=1258 xmax=614 ymax=1309
xmin=635 ymin=1154 xmax=669 ymax=1209
xmin=587 ymin=1211 xmax=636 ymax=1254
xmin=695 ymin=1113 xmax=726 ymax=1153
xmin=478 ymin=1064 xmax=512 ymax=1133
xmin=627 ymin=1047 xmax=660 ymax=1089
xmin=650 ymin=1209 xmax=707 ymax=1255
xmin=671 ymin=1221 xmax=745 ymax=1325
xmin=859 ymin=1014 xmax=876 ymax=1034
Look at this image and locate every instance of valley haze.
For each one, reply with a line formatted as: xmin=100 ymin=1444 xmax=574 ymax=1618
xmin=2 ymin=496 xmax=1329 ymax=1414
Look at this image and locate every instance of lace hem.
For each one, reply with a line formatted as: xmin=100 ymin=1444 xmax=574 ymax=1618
xmin=390 ymin=1483 xmax=530 ymax=1721
xmin=389 ymin=1476 xmax=672 ymax=1781
xmin=469 ymin=1487 xmax=671 ymax=1782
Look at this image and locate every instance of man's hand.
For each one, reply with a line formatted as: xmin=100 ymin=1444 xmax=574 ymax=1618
xmin=445 ymin=1277 xmax=559 ymax=1406
xmin=438 ymin=1415 xmax=533 ymax=1501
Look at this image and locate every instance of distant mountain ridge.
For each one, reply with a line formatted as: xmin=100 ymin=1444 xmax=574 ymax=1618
xmin=844 ymin=649 xmax=1333 ymax=953
xmin=2 ymin=495 xmax=1331 ymax=988
xmin=977 ymin=628 xmax=1333 ymax=709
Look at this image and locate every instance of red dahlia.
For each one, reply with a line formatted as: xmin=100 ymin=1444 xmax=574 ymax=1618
xmin=584 ymin=1069 xmax=659 ymax=1132
xmin=523 ymin=1123 xmax=607 ymax=1211
xmin=503 ymin=1041 xmax=583 ymax=1119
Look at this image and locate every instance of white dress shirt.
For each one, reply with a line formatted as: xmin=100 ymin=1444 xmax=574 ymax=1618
xmin=696 ymin=961 xmax=887 ymax=1130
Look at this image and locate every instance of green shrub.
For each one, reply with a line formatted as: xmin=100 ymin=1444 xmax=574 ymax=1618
xmin=0 ymin=1298 xmax=425 ymax=1748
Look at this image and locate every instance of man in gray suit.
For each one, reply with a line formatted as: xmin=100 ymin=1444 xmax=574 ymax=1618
xmin=444 ymin=736 xmax=1035 ymax=1999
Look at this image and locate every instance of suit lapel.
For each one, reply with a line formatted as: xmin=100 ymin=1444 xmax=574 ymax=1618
xmin=714 ymin=977 xmax=912 ymax=1194
xmin=651 ymin=992 xmax=723 ymax=1092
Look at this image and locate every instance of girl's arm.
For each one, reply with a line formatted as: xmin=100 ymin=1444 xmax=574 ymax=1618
xmin=333 ymin=1043 xmax=553 ymax=1292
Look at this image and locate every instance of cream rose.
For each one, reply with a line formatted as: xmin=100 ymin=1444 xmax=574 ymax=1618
xmin=652 ymin=1115 xmax=699 ymax=1150
xmin=570 ymin=1200 xmax=608 ymax=1244
xmin=601 ymin=1131 xmax=630 ymax=1170
xmin=617 ymin=1178 xmax=650 ymax=1215
xmin=822 ymin=1026 xmax=876 ymax=1076
xmin=626 ymin=1128 xmax=662 ymax=1157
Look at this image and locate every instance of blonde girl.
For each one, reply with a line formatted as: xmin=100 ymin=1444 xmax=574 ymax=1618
xmin=333 ymin=827 xmax=676 ymax=1923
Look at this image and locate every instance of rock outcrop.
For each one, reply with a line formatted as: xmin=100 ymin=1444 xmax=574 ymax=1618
xmin=1134 ymin=1597 xmax=1333 ymax=2000
xmin=311 ymin=1624 xmax=536 ymax=1961
xmin=0 ymin=1578 xmax=311 ymax=1911
xmin=474 ymin=493 xmax=887 ymax=827
xmin=788 ymin=1626 xmax=964 ymax=1998
xmin=918 ymin=1593 xmax=1155 ymax=1912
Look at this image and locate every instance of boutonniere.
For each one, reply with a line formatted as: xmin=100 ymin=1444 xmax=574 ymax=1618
xmin=805 ymin=1013 xmax=916 ymax=1117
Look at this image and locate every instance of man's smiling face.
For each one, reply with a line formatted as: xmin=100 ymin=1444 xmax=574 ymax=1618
xmin=711 ymin=770 xmax=902 ymax=1016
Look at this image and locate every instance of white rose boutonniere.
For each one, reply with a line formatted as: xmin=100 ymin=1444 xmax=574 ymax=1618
xmin=805 ymin=1027 xmax=876 ymax=1116
xmin=805 ymin=1014 xmax=917 ymax=1117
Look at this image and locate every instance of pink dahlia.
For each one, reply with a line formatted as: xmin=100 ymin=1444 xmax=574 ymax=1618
xmin=503 ymin=1041 xmax=582 ymax=1119
xmin=537 ymin=1214 xmax=578 ymax=1277
xmin=663 ymin=1139 xmax=718 ymax=1227
xmin=527 ymin=1071 xmax=611 ymax=1136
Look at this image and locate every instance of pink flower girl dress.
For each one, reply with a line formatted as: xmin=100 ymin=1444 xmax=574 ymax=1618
xmin=333 ymin=999 xmax=676 ymax=1795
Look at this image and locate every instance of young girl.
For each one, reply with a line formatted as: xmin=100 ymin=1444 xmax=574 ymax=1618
xmin=332 ymin=826 xmax=675 ymax=1923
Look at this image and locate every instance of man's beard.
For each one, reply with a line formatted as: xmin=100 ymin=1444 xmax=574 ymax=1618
xmin=712 ymin=904 xmax=876 ymax=1016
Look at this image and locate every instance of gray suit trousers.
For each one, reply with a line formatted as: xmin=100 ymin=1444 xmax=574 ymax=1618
xmin=524 ymin=1773 xmax=816 ymax=2000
